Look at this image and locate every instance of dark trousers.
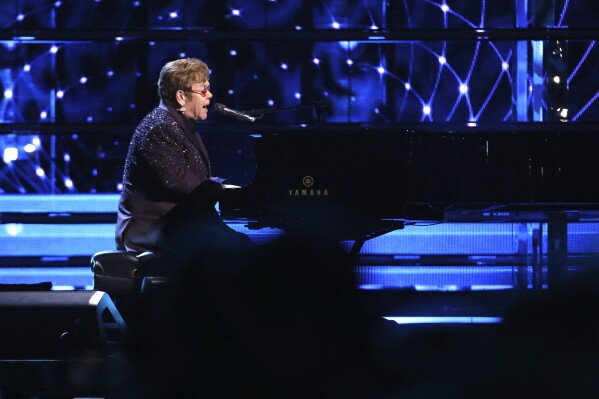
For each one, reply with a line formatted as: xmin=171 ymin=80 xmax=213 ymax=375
xmin=156 ymin=180 xmax=252 ymax=268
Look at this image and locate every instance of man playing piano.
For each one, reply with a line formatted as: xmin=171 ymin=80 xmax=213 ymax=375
xmin=115 ymin=57 xmax=249 ymax=259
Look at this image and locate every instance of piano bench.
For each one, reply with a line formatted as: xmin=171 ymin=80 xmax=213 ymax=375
xmin=90 ymin=250 xmax=169 ymax=297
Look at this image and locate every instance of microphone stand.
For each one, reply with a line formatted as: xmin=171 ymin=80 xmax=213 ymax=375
xmin=242 ymin=100 xmax=331 ymax=129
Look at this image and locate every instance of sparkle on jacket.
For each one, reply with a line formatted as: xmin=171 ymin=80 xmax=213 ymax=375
xmin=115 ymin=103 xmax=212 ymax=252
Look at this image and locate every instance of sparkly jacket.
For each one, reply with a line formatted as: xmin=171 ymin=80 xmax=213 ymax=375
xmin=115 ymin=103 xmax=214 ymax=252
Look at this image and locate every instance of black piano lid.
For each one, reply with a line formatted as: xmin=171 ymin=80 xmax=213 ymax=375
xmin=219 ymin=120 xmax=599 ymax=241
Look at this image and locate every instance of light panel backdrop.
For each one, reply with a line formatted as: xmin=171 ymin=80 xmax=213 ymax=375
xmin=1 ymin=0 xmax=598 ymax=191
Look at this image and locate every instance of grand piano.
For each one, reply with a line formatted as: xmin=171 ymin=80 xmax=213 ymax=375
xmin=219 ymin=123 xmax=599 ymax=284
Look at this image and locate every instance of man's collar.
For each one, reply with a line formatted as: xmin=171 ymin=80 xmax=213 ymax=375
xmin=158 ymin=101 xmax=198 ymax=132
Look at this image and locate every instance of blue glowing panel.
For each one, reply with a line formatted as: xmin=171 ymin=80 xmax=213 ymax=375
xmin=0 ymin=224 xmax=115 ymax=257
xmin=0 ymin=41 xmax=144 ymax=124
xmin=0 ymin=44 xmax=56 ymax=123
xmin=384 ymin=316 xmax=503 ymax=324
xmin=386 ymin=41 xmax=515 ymax=122
xmin=312 ymin=0 xmax=384 ymax=30
xmin=568 ymin=223 xmax=599 ymax=253
xmin=388 ymin=1 xmax=516 ymax=29
xmin=0 ymin=1 xmax=55 ymax=29
xmin=566 ymin=40 xmax=599 ymax=121
xmin=0 ymin=1 xmax=226 ymax=30
xmin=560 ymin=0 xmax=599 ymax=27
xmin=361 ymin=223 xmax=520 ymax=255
xmin=2 ymin=0 xmax=599 ymax=193
xmin=0 ymin=193 xmax=119 ymax=212
xmin=57 ymin=43 xmax=141 ymax=123
xmin=357 ymin=265 xmax=520 ymax=290
xmin=223 ymin=1 xmax=303 ymax=29
xmin=201 ymin=42 xmax=306 ymax=118
xmin=1 ymin=0 xmax=598 ymax=126
xmin=0 ymin=132 xmax=128 ymax=193
xmin=311 ymin=41 xmax=389 ymax=122
xmin=0 ymin=267 xmax=93 ymax=290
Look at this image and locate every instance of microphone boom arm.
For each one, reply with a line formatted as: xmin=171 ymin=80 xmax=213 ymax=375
xmin=242 ymin=101 xmax=331 ymax=126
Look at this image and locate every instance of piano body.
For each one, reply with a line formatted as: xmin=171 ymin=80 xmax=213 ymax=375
xmin=221 ymin=126 xmax=410 ymax=241
xmin=219 ymin=124 xmax=599 ymax=281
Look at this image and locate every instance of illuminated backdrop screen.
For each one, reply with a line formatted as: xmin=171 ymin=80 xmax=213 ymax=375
xmin=1 ymin=0 xmax=598 ymax=192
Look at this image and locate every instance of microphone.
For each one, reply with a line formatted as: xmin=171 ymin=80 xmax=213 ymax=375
xmin=213 ymin=103 xmax=256 ymax=123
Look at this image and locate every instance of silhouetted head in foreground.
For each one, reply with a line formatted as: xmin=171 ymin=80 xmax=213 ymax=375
xmin=119 ymin=233 xmax=400 ymax=399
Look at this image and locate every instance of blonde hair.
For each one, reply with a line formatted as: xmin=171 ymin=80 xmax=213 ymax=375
xmin=157 ymin=58 xmax=210 ymax=105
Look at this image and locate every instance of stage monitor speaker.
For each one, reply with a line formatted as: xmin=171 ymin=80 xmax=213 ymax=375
xmin=0 ymin=290 xmax=127 ymax=359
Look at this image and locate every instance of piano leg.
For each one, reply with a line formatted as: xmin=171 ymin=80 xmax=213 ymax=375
xmin=350 ymin=221 xmax=405 ymax=258
xmin=531 ymin=224 xmax=544 ymax=289
xmin=516 ymin=223 xmax=530 ymax=289
xmin=547 ymin=212 xmax=568 ymax=288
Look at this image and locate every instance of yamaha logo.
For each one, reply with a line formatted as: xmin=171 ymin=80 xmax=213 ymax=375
xmin=289 ymin=176 xmax=329 ymax=197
